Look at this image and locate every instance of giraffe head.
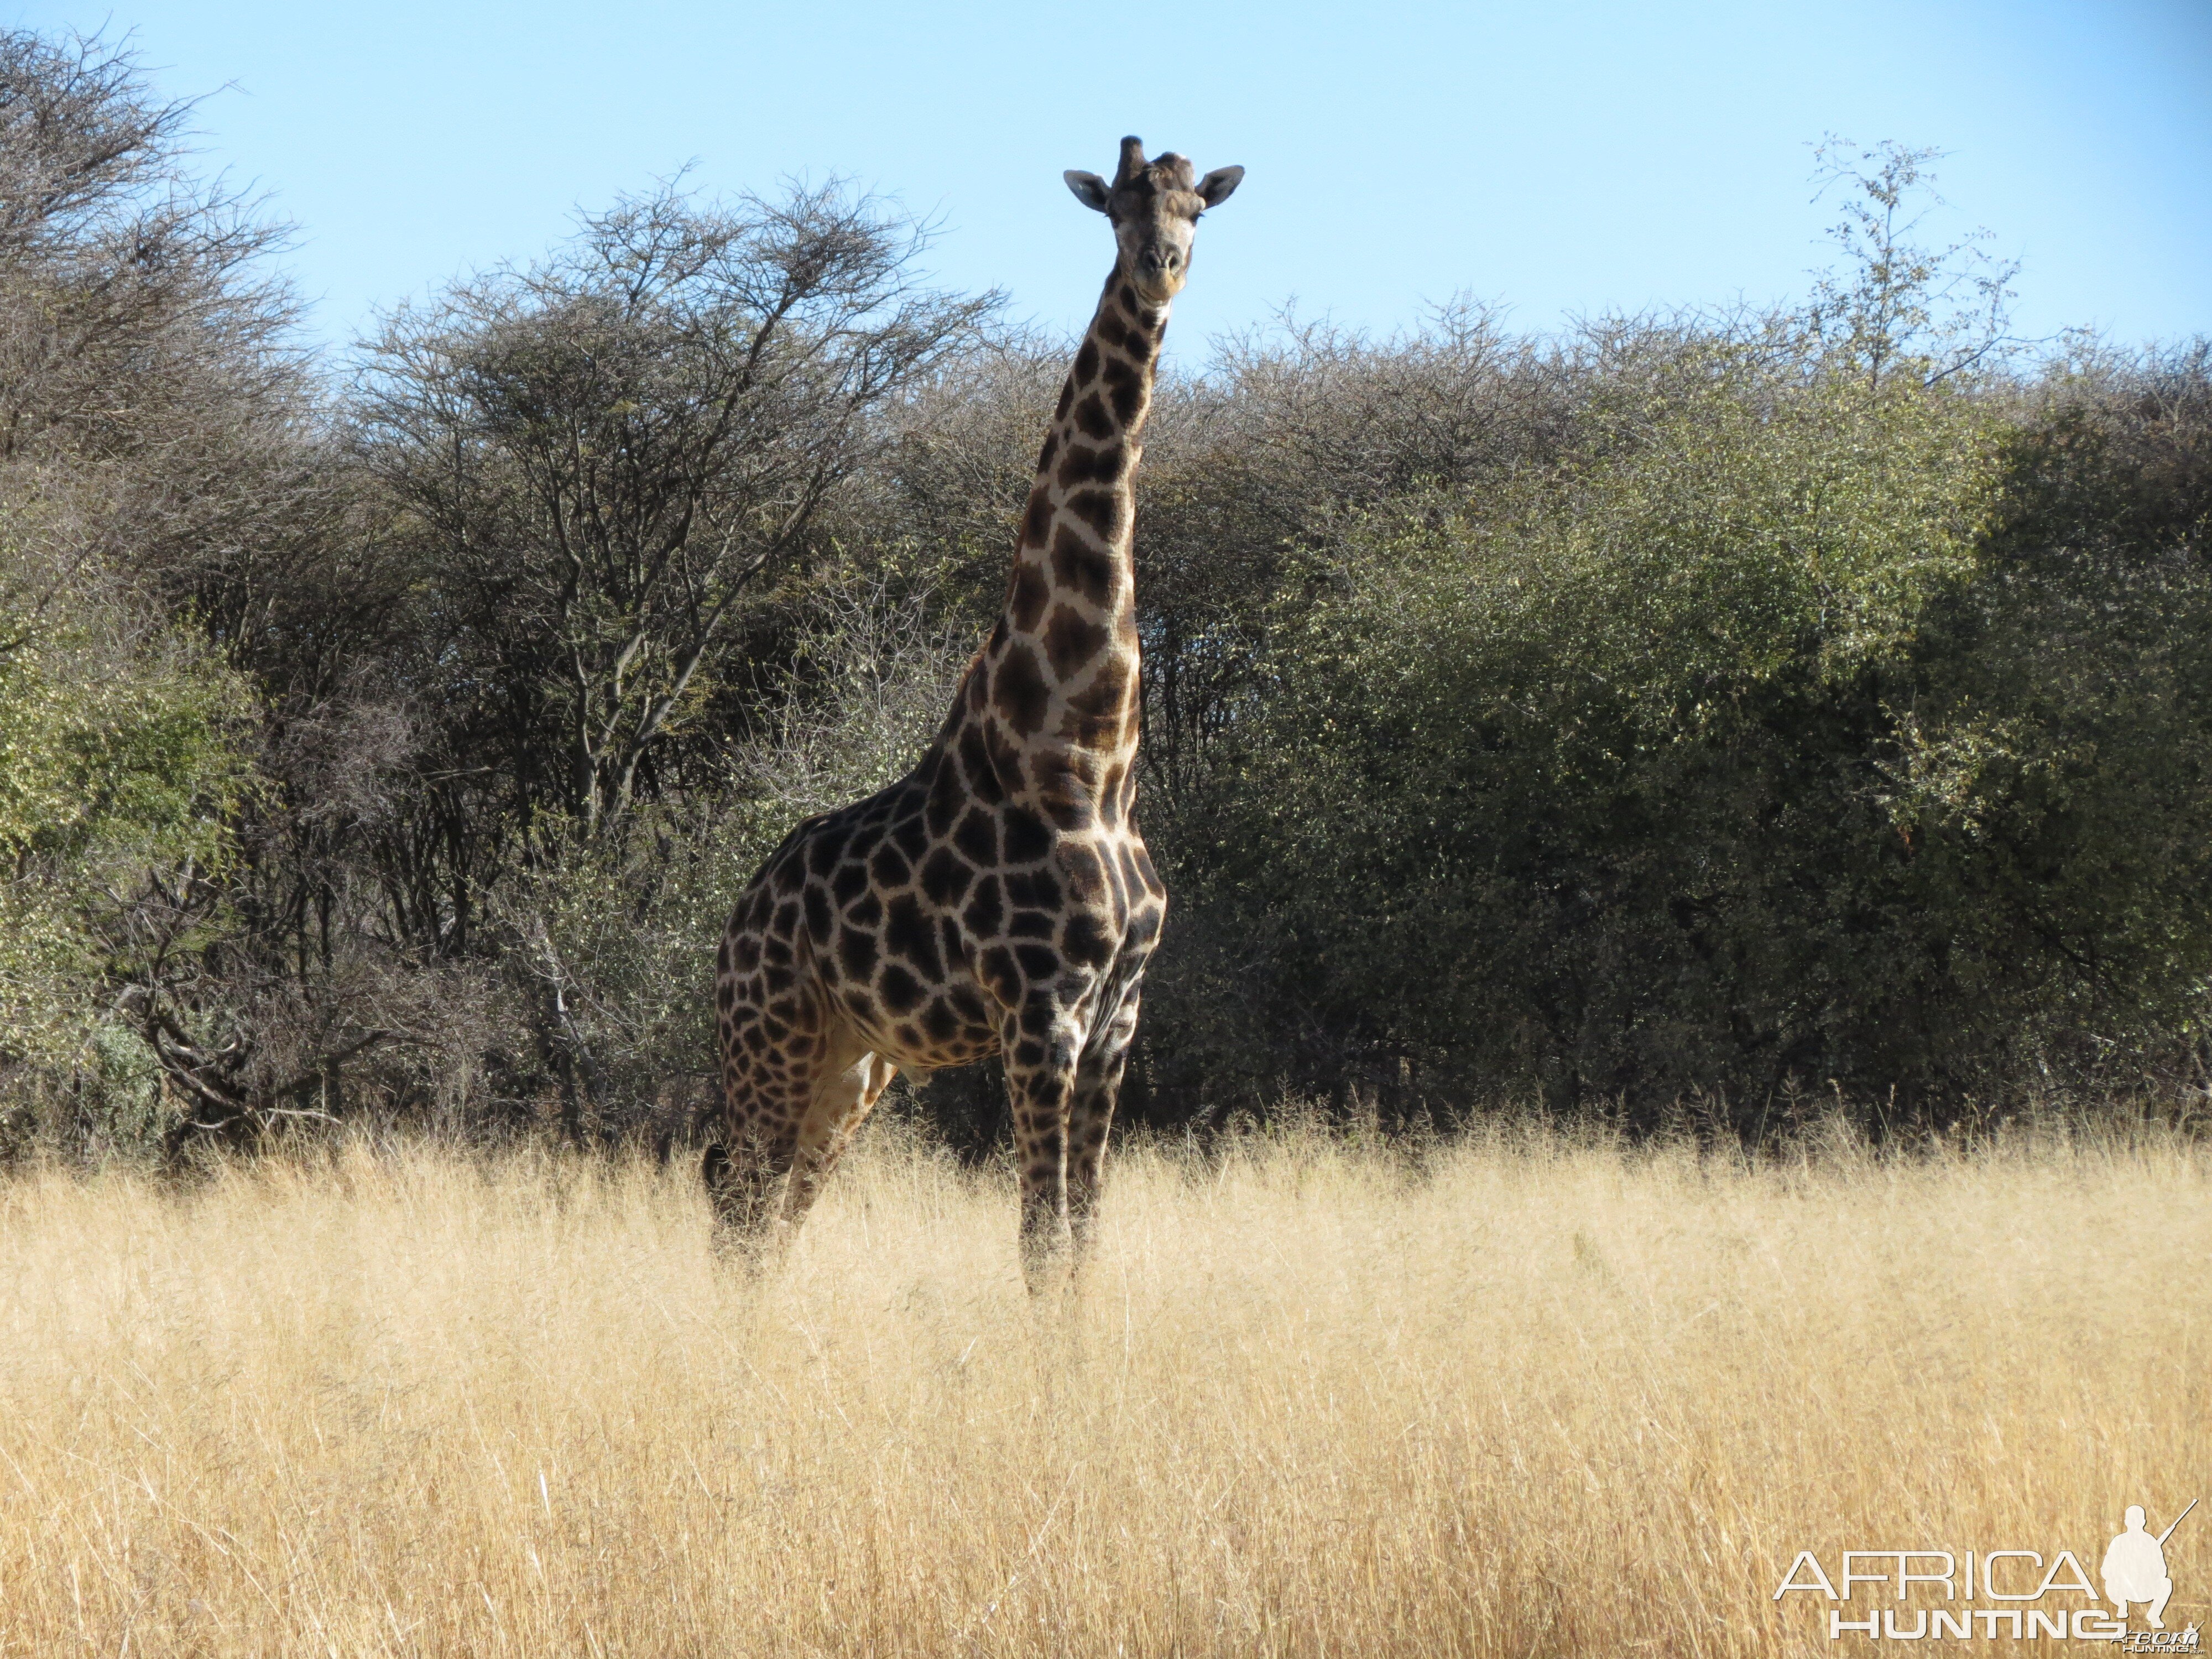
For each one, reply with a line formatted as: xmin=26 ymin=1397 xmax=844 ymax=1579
xmin=1065 ymin=135 xmax=1243 ymax=305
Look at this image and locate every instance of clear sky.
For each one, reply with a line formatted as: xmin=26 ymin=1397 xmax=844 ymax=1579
xmin=15 ymin=0 xmax=2211 ymax=359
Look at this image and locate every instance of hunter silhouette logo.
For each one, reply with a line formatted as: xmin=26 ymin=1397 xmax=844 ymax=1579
xmin=1773 ymin=1498 xmax=2199 ymax=1645
xmin=2106 ymin=1501 xmax=2194 ymax=1635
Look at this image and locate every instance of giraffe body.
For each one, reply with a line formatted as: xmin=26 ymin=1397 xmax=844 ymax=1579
xmin=706 ymin=138 xmax=1242 ymax=1282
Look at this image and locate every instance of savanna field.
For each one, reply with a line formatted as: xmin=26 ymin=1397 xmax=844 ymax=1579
xmin=2 ymin=1118 xmax=2204 ymax=1657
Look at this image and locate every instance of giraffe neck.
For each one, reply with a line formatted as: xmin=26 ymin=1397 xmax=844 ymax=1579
xmin=962 ymin=263 xmax=1166 ymax=818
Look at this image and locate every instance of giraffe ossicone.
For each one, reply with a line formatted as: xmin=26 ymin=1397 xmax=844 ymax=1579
xmin=705 ymin=137 xmax=1243 ymax=1286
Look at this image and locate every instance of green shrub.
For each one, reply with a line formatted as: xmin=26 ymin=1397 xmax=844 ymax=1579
xmin=1 ymin=570 xmax=258 ymax=1071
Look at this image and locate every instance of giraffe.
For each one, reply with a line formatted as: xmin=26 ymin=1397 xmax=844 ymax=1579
xmin=703 ymin=136 xmax=1243 ymax=1286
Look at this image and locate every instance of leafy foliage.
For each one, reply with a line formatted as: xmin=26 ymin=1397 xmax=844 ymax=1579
xmin=0 ymin=556 xmax=255 ymax=1076
xmin=1151 ymin=357 xmax=2011 ymax=1112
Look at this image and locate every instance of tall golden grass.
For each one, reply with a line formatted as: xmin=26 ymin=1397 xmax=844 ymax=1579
xmin=0 ymin=1115 xmax=2205 ymax=1656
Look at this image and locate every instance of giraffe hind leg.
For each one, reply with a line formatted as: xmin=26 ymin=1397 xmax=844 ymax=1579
xmin=781 ymin=1048 xmax=898 ymax=1234
xmin=702 ymin=1109 xmax=800 ymax=1266
xmin=706 ymin=1016 xmax=823 ymax=1264
xmin=706 ymin=1013 xmax=884 ymax=1267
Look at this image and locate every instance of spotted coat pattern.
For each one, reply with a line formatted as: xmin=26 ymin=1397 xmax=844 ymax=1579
xmin=705 ymin=140 xmax=1242 ymax=1281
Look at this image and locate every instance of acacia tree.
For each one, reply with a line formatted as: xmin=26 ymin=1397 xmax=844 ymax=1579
xmin=0 ymin=28 xmax=353 ymax=1155
xmin=1805 ymin=138 xmax=2020 ymax=389
xmin=0 ymin=29 xmax=297 ymax=468
xmin=357 ymin=186 xmax=994 ymax=846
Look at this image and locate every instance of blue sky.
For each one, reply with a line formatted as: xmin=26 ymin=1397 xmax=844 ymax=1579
xmin=15 ymin=0 xmax=2211 ymax=358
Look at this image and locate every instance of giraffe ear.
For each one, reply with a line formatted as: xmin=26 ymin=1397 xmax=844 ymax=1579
xmin=1064 ymin=170 xmax=1112 ymax=213
xmin=1197 ymin=166 xmax=1245 ymax=208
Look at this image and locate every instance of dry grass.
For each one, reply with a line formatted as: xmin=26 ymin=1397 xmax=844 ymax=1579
xmin=1 ymin=1114 xmax=2206 ymax=1656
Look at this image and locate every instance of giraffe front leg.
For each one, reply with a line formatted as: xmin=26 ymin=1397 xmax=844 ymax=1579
xmin=1004 ymin=996 xmax=1086 ymax=1294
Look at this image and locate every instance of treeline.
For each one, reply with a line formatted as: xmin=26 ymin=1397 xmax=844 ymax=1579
xmin=3 ymin=30 xmax=2207 ymax=1164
